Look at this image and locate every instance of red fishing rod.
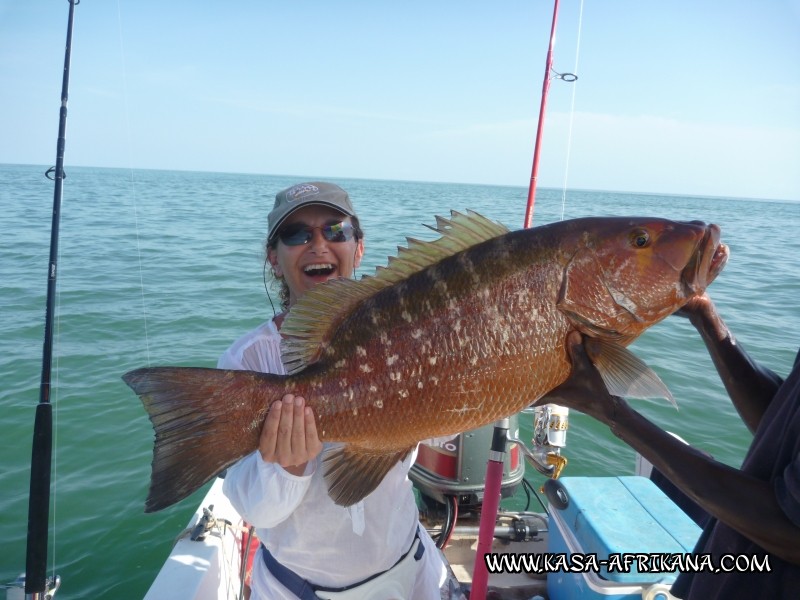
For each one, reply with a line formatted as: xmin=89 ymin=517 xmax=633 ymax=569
xmin=470 ymin=1 xmax=571 ymax=598
xmin=23 ymin=1 xmax=79 ymax=598
xmin=523 ymin=0 xmax=577 ymax=228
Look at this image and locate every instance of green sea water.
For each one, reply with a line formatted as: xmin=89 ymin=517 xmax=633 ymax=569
xmin=2 ymin=163 xmax=798 ymax=598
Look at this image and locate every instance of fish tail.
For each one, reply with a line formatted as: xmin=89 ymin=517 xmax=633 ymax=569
xmin=122 ymin=366 xmax=283 ymax=512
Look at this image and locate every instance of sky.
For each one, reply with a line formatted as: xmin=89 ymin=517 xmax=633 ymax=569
xmin=1 ymin=1 xmax=799 ymax=201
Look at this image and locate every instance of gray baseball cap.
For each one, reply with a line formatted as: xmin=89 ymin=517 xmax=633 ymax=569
xmin=268 ymin=182 xmax=356 ymax=242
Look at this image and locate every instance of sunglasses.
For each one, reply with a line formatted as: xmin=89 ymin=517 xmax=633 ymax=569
xmin=277 ymin=220 xmax=355 ymax=246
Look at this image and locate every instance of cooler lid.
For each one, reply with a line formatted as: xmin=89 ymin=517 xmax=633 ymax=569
xmin=554 ymin=476 xmax=702 ymax=583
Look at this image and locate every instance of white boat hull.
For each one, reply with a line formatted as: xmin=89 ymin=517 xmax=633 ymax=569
xmin=145 ymin=477 xmax=248 ymax=600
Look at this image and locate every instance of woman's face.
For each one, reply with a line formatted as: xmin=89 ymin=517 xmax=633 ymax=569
xmin=268 ymin=205 xmax=364 ymax=307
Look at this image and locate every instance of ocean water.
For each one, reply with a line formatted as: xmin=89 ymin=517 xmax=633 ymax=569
xmin=1 ymin=163 xmax=798 ymax=598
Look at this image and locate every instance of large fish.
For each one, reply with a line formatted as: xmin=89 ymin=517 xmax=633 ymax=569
xmin=124 ymin=212 xmax=728 ymax=512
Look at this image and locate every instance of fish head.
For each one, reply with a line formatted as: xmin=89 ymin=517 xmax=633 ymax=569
xmin=557 ymin=217 xmax=729 ymax=343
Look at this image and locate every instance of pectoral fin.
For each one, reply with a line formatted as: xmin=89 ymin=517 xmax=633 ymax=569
xmin=585 ymin=338 xmax=677 ymax=408
xmin=323 ymin=445 xmax=415 ymax=506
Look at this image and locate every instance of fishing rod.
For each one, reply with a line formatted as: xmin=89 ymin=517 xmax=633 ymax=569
xmin=23 ymin=1 xmax=79 ymax=598
xmin=523 ymin=0 xmax=577 ymax=228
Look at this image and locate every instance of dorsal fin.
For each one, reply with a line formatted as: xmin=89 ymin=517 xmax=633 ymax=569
xmin=280 ymin=210 xmax=508 ymax=374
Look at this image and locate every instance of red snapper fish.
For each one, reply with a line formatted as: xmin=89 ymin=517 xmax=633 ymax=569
xmin=123 ymin=212 xmax=728 ymax=512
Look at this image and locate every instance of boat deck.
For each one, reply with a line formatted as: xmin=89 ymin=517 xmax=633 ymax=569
xmin=421 ymin=511 xmax=551 ymax=599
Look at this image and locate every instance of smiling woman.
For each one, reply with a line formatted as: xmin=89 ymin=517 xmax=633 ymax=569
xmin=212 ymin=181 xmax=464 ymax=600
xmin=266 ymin=182 xmax=365 ymax=312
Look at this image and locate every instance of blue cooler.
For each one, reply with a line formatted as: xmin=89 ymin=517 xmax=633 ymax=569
xmin=547 ymin=476 xmax=701 ymax=600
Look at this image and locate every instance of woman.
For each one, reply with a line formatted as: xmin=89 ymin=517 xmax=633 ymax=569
xmin=221 ymin=182 xmax=462 ymax=600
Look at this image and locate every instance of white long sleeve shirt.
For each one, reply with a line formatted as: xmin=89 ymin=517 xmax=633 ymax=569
xmin=220 ymin=319 xmax=449 ymax=599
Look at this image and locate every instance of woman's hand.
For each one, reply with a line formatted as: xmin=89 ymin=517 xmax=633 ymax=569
xmin=259 ymin=394 xmax=323 ymax=476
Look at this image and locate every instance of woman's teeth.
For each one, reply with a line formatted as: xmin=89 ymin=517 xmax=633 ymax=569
xmin=303 ymin=263 xmax=336 ymax=276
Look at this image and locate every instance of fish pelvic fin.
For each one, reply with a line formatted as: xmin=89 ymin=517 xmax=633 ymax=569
xmin=322 ymin=444 xmax=416 ymax=506
xmin=585 ymin=338 xmax=677 ymax=408
xmin=122 ymin=366 xmax=285 ymax=512
xmin=281 ymin=210 xmax=508 ymax=374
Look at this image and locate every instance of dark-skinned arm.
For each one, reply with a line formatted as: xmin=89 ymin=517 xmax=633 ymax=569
xmin=677 ymin=295 xmax=783 ymax=432
xmin=540 ymin=331 xmax=800 ymax=564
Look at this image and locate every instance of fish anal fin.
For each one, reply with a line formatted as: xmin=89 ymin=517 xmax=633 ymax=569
xmin=585 ymin=338 xmax=677 ymax=408
xmin=322 ymin=444 xmax=415 ymax=506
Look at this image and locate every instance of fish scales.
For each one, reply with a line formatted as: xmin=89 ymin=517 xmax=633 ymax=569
xmin=123 ymin=212 xmax=729 ymax=511
xmin=289 ymin=231 xmax=572 ymax=445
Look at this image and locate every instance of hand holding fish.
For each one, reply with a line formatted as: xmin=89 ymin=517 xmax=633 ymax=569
xmin=674 ymin=292 xmax=730 ymax=342
xmin=260 ymin=394 xmax=323 ymax=476
xmin=541 ymin=284 xmax=800 ymax=569
xmin=674 ymin=292 xmax=783 ymax=433
xmin=536 ymin=330 xmax=626 ymax=426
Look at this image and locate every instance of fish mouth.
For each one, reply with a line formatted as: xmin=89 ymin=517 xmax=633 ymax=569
xmin=682 ymin=223 xmax=729 ymax=294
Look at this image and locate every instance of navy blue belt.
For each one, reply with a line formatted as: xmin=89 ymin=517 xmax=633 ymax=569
xmin=260 ymin=527 xmax=424 ymax=600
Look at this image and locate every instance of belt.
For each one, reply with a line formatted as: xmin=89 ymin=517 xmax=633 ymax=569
xmin=261 ymin=527 xmax=424 ymax=600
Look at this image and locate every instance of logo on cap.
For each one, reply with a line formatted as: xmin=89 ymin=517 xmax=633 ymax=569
xmin=285 ymin=183 xmax=320 ymax=203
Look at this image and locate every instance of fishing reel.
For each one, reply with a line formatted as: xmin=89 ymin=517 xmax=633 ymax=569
xmin=512 ymin=403 xmax=569 ymax=480
xmin=3 ymin=573 xmax=61 ymax=600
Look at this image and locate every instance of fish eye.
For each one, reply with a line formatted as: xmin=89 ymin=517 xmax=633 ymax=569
xmin=630 ymin=229 xmax=650 ymax=248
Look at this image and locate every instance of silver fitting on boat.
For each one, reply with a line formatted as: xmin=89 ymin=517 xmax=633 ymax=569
xmin=513 ymin=403 xmax=569 ymax=477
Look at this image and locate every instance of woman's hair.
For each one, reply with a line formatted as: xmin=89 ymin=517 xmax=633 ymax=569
xmin=266 ymin=216 xmax=364 ymax=311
